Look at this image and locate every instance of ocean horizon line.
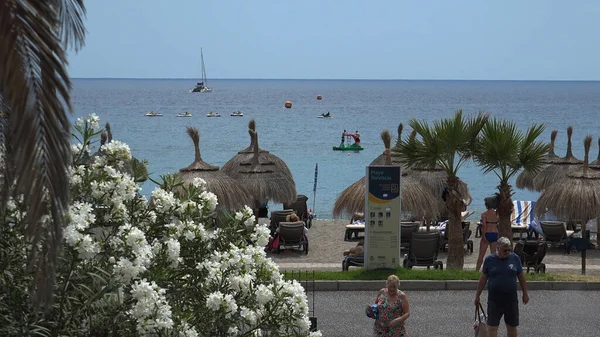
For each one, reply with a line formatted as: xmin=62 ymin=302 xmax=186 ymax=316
xmin=71 ymin=77 xmax=600 ymax=82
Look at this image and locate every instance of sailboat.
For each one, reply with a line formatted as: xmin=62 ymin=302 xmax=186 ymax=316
xmin=190 ymin=48 xmax=212 ymax=93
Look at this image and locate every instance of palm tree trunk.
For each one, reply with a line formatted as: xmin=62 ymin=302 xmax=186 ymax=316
xmin=446 ymin=176 xmax=465 ymax=270
xmin=497 ymin=181 xmax=514 ymax=241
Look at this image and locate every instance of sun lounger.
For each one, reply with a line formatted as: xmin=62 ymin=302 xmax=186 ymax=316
xmin=514 ymin=240 xmax=547 ymax=273
xmin=345 ymin=223 xmax=365 ymax=241
xmin=342 ymin=256 xmax=364 ymax=271
xmin=511 ymin=200 xmax=536 ymax=239
xmin=403 ymin=232 xmax=443 ymax=270
xmin=540 ymin=221 xmax=574 ymax=253
xmin=400 ymin=222 xmax=419 ymax=249
xmin=441 ymin=221 xmax=473 ymax=253
xmin=283 ymin=195 xmax=313 ymax=228
xmin=277 ymin=221 xmax=308 ymax=254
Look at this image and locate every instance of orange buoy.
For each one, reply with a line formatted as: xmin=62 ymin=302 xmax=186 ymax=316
xmin=284 ymin=101 xmax=292 ymax=108
xmin=316 ymin=95 xmax=322 ymax=100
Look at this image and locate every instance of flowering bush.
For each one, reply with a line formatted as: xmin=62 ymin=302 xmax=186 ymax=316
xmin=0 ymin=114 xmax=321 ymax=337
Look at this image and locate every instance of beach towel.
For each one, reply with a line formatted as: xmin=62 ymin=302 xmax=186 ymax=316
xmin=511 ymin=200 xmax=535 ymax=228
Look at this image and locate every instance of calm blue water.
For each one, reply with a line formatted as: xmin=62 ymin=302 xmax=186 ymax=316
xmin=71 ymin=79 xmax=600 ymax=219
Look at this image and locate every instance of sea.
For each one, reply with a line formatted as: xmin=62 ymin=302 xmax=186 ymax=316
xmin=71 ymin=79 xmax=600 ymax=219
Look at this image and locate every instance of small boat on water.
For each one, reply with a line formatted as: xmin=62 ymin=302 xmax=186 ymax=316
xmin=318 ymin=112 xmax=332 ymax=118
xmin=230 ymin=111 xmax=244 ymax=117
xmin=207 ymin=112 xmax=221 ymax=117
xmin=333 ymin=133 xmax=363 ymax=151
xmin=177 ymin=111 xmax=193 ymax=117
xmin=145 ymin=111 xmax=163 ymax=117
xmin=333 ymin=143 xmax=364 ymax=151
xmin=190 ymin=48 xmax=212 ymax=93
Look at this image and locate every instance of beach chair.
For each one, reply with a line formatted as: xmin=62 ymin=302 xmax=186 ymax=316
xmin=400 ymin=222 xmax=419 ymax=250
xmin=277 ymin=221 xmax=309 ymax=254
xmin=283 ymin=194 xmax=313 ymax=228
xmin=540 ymin=221 xmax=574 ymax=253
xmin=269 ymin=209 xmax=295 ymax=235
xmin=345 ymin=223 xmax=365 ymax=241
xmin=510 ymin=200 xmax=536 ymax=239
xmin=514 ymin=240 xmax=547 ymax=273
xmin=403 ymin=232 xmax=443 ymax=270
xmin=342 ymin=256 xmax=364 ymax=271
xmin=441 ymin=222 xmax=473 ymax=254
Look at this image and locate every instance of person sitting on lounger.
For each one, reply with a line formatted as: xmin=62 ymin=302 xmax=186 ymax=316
xmin=344 ymin=239 xmax=364 ymax=257
xmin=266 ymin=213 xmax=308 ymax=253
xmin=277 ymin=213 xmax=308 ymax=236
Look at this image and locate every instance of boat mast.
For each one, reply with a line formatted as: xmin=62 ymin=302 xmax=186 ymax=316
xmin=201 ymin=48 xmax=208 ymax=86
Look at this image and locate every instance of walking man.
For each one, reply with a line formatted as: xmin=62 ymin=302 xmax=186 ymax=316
xmin=474 ymin=237 xmax=529 ymax=337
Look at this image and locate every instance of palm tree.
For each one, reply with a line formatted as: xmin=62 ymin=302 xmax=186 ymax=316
xmin=472 ymin=118 xmax=549 ymax=240
xmin=0 ymin=1 xmax=87 ymax=305
xmin=396 ymin=110 xmax=488 ymax=269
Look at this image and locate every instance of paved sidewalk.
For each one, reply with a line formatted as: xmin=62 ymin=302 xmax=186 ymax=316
xmin=311 ymin=290 xmax=599 ymax=336
xmin=277 ymin=262 xmax=600 ymax=272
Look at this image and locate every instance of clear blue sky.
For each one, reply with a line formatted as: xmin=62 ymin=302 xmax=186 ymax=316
xmin=68 ymin=0 xmax=600 ymax=80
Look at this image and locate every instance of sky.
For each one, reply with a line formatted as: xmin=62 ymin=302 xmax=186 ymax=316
xmin=68 ymin=0 xmax=600 ymax=80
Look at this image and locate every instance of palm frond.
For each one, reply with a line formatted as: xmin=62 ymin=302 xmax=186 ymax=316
xmin=396 ymin=109 xmax=488 ymax=177
xmin=0 ymin=0 xmax=87 ymax=307
xmin=55 ymin=0 xmax=87 ymax=51
xmin=474 ymin=118 xmax=547 ymax=182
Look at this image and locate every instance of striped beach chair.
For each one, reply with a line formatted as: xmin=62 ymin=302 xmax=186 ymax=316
xmin=511 ymin=200 xmax=535 ymax=239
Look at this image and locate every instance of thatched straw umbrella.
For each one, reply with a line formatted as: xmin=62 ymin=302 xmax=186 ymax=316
xmin=535 ymin=135 xmax=599 ymax=274
xmin=232 ymin=130 xmax=297 ymax=210
xmin=176 ymin=127 xmax=254 ymax=211
xmin=333 ymin=130 xmax=439 ymax=220
xmin=221 ymin=119 xmax=293 ymax=182
xmin=590 ymin=137 xmax=600 ymax=167
xmin=370 ymin=123 xmax=406 ymax=167
xmin=516 ymin=129 xmax=559 ymax=191
xmin=533 ymin=126 xmax=582 ymax=191
xmin=105 ymin=122 xmax=149 ymax=182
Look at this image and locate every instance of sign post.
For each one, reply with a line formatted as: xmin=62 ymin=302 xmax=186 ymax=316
xmin=364 ymin=165 xmax=402 ymax=270
xmin=312 ymin=163 xmax=318 ymax=218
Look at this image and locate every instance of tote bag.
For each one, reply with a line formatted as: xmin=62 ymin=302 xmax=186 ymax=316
xmin=474 ymin=303 xmax=488 ymax=337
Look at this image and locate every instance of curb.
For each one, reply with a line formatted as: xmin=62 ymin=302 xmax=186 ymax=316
xmin=298 ymin=280 xmax=600 ymax=292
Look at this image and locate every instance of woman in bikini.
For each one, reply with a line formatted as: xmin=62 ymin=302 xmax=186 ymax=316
xmin=475 ymin=196 xmax=500 ymax=271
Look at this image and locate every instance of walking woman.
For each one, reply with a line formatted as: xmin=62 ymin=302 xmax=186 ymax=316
xmin=476 ymin=196 xmax=500 ymax=271
xmin=373 ymin=275 xmax=410 ymax=336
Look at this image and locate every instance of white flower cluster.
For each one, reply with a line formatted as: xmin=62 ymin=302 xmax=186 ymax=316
xmin=71 ymin=143 xmax=89 ymax=156
xmin=191 ymin=177 xmax=207 ymax=190
xmin=4 ymin=113 xmax=321 ymax=336
xmin=151 ymin=188 xmax=178 ymax=213
xmin=194 ymin=222 xmax=314 ymax=335
xmin=64 ymin=202 xmax=101 ymax=260
xmin=96 ymin=140 xmax=133 ymax=167
xmin=111 ymin=224 xmax=154 ymax=282
xmin=235 ymin=205 xmax=257 ymax=228
xmin=165 ymin=219 xmax=210 ymax=243
xmin=205 ymin=291 xmax=239 ymax=317
xmin=198 ymin=191 xmax=218 ymax=212
xmin=129 ymin=279 xmax=174 ymax=335
xmin=75 ymin=113 xmax=100 ymax=131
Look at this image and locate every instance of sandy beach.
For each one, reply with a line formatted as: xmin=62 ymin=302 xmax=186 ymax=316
xmin=265 ymin=218 xmax=600 ymax=275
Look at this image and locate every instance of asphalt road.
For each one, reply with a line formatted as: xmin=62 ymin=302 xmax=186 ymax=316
xmin=308 ymin=290 xmax=599 ymax=336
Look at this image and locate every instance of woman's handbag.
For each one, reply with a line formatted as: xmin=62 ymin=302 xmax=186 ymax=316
xmin=474 ymin=303 xmax=488 ymax=337
xmin=365 ymin=304 xmax=378 ymax=319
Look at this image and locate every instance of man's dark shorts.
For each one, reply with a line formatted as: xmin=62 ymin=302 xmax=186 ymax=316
xmin=487 ymin=300 xmax=519 ymax=326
